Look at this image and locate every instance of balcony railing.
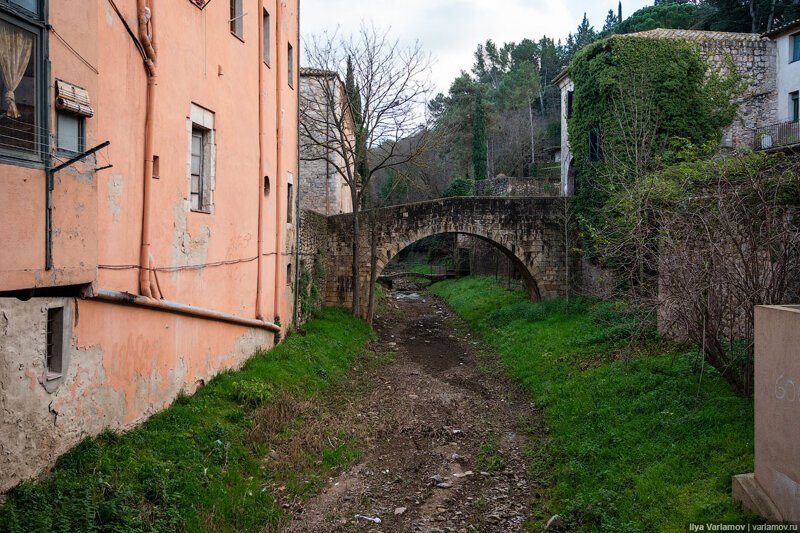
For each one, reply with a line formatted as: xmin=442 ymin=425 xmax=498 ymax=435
xmin=754 ymin=121 xmax=800 ymax=151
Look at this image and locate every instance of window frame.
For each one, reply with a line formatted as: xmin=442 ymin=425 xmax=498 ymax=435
xmin=287 ymin=42 xmax=294 ymax=88
xmin=45 ymin=306 xmax=64 ymax=380
xmin=286 ymin=181 xmax=293 ymax=223
xmin=566 ymin=90 xmax=574 ymax=119
xmin=229 ymin=0 xmax=243 ymax=41
xmin=792 ymin=33 xmax=800 ymax=63
xmin=262 ymin=8 xmax=270 ymax=66
xmin=791 ymin=91 xmax=799 ymax=123
xmin=55 ymin=109 xmax=84 ymax=155
xmin=190 ymin=125 xmax=208 ymax=213
xmin=588 ymin=128 xmax=603 ymax=162
xmin=0 ymin=1 xmax=48 ymax=165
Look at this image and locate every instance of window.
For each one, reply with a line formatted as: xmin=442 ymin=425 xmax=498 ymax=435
xmin=588 ymin=128 xmax=603 ymax=162
xmin=229 ymin=0 xmax=243 ymax=40
xmin=188 ymin=104 xmax=216 ymax=213
xmin=46 ymin=307 xmax=64 ymax=380
xmin=287 ymin=42 xmax=294 ymax=88
xmin=567 ymin=90 xmax=574 ymax=119
xmin=5 ymin=0 xmax=39 ymax=16
xmin=0 ymin=4 xmax=44 ymax=160
xmin=190 ymin=127 xmax=206 ymax=210
xmin=286 ymin=263 xmax=292 ymax=285
xmin=262 ymin=9 xmax=270 ymax=65
xmin=286 ymin=182 xmax=293 ymax=223
xmin=791 ymin=91 xmax=799 ymax=122
xmin=56 ymin=111 xmax=83 ymax=153
xmin=793 ymin=33 xmax=800 ymax=63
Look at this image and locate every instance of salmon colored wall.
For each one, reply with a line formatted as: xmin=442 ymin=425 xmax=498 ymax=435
xmin=0 ymin=297 xmax=272 ymax=493
xmin=0 ymin=0 xmax=299 ymax=491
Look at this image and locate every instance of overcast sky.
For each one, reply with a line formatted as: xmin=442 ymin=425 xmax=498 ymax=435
xmin=300 ymin=0 xmax=653 ymax=95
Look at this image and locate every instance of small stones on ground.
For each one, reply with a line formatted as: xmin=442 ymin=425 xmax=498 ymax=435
xmin=435 ymin=482 xmax=453 ymax=489
xmin=394 ymin=506 xmax=407 ymax=515
xmin=453 ymin=471 xmax=473 ymax=478
xmin=431 ymin=474 xmax=444 ymax=484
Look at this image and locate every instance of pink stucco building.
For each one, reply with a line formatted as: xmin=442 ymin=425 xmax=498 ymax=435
xmin=0 ymin=0 xmax=299 ymax=491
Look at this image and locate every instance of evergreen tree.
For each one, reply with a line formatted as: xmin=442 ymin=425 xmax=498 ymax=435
xmin=345 ymin=56 xmax=368 ymax=180
xmin=472 ymin=91 xmax=488 ymax=180
xmin=603 ymin=9 xmax=619 ymax=32
xmin=565 ymin=13 xmax=597 ymax=60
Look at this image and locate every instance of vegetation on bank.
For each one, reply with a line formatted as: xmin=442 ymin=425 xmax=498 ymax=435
xmin=431 ymin=276 xmax=758 ymax=531
xmin=0 ymin=309 xmax=372 ymax=532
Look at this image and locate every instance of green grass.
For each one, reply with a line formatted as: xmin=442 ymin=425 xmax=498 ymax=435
xmin=0 ymin=308 xmax=372 ymax=533
xmin=430 ymin=276 xmax=758 ymax=532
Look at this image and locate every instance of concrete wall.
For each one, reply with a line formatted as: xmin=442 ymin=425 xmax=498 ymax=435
xmin=733 ymin=305 xmax=800 ymax=521
xmin=0 ymin=0 xmax=299 ymax=491
xmin=775 ymin=33 xmax=800 ymax=122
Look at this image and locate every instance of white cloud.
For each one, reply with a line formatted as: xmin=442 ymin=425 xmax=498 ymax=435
xmin=301 ymin=0 xmax=653 ymax=94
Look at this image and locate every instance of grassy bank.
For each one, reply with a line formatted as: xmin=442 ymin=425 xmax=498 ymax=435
xmin=430 ymin=277 xmax=757 ymax=532
xmin=0 ymin=308 xmax=372 ymax=532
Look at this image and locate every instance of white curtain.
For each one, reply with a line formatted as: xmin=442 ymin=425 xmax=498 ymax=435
xmin=0 ymin=21 xmax=33 ymax=119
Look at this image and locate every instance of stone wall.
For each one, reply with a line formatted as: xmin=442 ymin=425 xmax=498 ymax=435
xmin=299 ymin=73 xmax=355 ymax=216
xmin=475 ymin=176 xmax=561 ymax=198
xmin=295 ymin=209 xmax=329 ymax=324
xmin=632 ymin=29 xmax=778 ymax=149
xmin=324 ymin=197 xmax=572 ymax=315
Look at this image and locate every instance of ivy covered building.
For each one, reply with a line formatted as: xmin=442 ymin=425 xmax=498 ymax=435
xmin=557 ymin=28 xmax=779 ymax=196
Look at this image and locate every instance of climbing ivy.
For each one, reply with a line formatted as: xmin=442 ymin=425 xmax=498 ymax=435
xmin=567 ymin=35 xmax=741 ymax=260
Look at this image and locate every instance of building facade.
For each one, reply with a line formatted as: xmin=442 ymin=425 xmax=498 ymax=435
xmin=558 ymin=28 xmax=779 ymax=194
xmin=0 ymin=0 xmax=299 ymax=491
xmin=299 ymin=67 xmax=354 ymax=216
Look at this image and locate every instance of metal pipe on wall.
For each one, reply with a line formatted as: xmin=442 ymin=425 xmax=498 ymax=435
xmin=272 ymin=0 xmax=285 ymax=325
xmin=256 ymin=0 xmax=267 ymax=319
xmin=92 ymin=288 xmax=280 ymax=332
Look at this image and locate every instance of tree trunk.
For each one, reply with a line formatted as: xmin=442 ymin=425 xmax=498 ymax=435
xmin=529 ymin=103 xmax=536 ymax=177
xmin=366 ymin=209 xmax=378 ymax=325
xmin=350 ymin=189 xmax=361 ymax=317
xmin=750 ymin=0 xmax=759 ymax=33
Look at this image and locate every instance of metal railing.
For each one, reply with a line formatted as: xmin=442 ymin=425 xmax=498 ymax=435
xmin=754 ymin=121 xmax=800 ymax=151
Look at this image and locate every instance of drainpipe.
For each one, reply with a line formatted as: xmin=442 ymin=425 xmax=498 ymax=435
xmin=272 ymin=0 xmax=285 ymax=325
xmin=256 ymin=0 xmax=266 ymax=319
xmin=292 ymin=0 xmax=302 ymax=327
xmin=137 ymin=0 xmax=161 ymax=299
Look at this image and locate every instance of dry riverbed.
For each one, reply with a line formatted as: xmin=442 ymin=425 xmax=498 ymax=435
xmin=274 ymin=290 xmax=550 ymax=532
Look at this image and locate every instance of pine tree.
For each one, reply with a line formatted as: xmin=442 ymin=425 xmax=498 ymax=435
xmin=345 ymin=56 xmax=367 ymax=180
xmin=472 ymin=92 xmax=487 ymax=180
xmin=603 ymin=9 xmax=618 ymax=32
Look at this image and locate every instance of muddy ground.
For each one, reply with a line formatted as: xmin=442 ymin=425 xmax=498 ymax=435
xmin=277 ymin=290 xmax=550 ymax=532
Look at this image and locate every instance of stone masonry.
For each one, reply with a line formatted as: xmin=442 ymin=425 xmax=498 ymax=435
xmin=324 ymin=197 xmax=570 ymax=316
xmin=626 ymin=29 xmax=778 ymax=149
xmin=475 ymin=175 xmax=561 ymax=198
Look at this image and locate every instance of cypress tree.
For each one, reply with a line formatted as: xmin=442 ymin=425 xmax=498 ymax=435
xmin=472 ymin=92 xmax=487 ymax=180
xmin=345 ymin=56 xmax=367 ymax=180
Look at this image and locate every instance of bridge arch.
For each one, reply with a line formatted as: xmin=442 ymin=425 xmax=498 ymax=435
xmin=323 ymin=197 xmax=568 ymax=316
xmin=380 ymin=231 xmax=541 ymax=302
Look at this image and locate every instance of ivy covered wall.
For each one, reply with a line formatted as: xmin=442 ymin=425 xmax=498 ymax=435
xmin=567 ymin=35 xmax=741 ymax=257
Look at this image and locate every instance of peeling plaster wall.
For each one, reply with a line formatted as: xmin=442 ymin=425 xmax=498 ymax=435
xmin=0 ymin=297 xmax=273 ymax=492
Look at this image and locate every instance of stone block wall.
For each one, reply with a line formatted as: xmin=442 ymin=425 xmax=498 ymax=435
xmin=475 ymin=176 xmax=561 ymax=198
xmin=324 ymin=198 xmax=572 ymax=316
xmin=295 ymin=209 xmax=329 ymax=324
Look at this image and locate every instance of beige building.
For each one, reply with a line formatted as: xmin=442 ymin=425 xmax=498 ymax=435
xmin=299 ymin=67 xmax=355 ymax=216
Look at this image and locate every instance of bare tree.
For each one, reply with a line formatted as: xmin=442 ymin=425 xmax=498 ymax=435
xmin=301 ymin=24 xmax=434 ymax=318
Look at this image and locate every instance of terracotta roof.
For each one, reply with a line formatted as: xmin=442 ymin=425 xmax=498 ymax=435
xmin=764 ymin=19 xmax=800 ymax=38
xmin=623 ymin=28 xmax=765 ymax=42
xmin=299 ymin=67 xmax=339 ymax=78
xmin=552 ymin=67 xmax=569 ymax=85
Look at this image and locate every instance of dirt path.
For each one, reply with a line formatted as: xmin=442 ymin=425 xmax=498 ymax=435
xmin=283 ymin=290 xmax=547 ymax=532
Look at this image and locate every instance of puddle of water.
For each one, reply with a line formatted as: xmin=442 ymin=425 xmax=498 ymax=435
xmin=395 ymin=291 xmax=421 ymax=301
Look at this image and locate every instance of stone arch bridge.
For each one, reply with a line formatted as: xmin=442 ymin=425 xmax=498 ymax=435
xmin=323 ymin=197 xmax=570 ymax=314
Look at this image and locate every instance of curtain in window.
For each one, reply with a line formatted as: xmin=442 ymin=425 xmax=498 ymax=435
xmin=0 ymin=22 xmax=33 ymax=119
